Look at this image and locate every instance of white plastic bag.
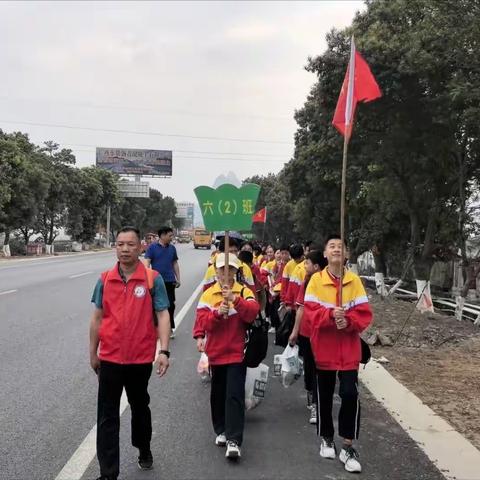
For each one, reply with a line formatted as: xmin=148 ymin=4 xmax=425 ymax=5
xmin=197 ymin=352 xmax=211 ymax=382
xmin=280 ymin=344 xmax=303 ymax=388
xmin=245 ymin=363 xmax=269 ymax=410
xmin=273 ymin=354 xmax=283 ymax=377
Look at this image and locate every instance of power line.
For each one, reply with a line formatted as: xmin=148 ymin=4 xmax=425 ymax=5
xmin=0 ymin=119 xmax=294 ymax=145
xmin=0 ymin=96 xmax=292 ymax=122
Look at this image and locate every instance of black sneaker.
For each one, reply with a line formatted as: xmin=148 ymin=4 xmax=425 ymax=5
xmin=138 ymin=448 xmax=154 ymax=470
xmin=95 ymin=476 xmax=117 ymax=480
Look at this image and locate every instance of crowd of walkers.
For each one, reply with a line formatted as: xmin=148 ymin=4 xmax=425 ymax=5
xmin=193 ymin=234 xmax=373 ymax=473
xmin=88 ymin=227 xmax=372 ymax=480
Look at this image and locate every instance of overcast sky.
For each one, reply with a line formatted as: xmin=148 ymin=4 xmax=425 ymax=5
xmin=0 ymin=1 xmax=364 ymax=202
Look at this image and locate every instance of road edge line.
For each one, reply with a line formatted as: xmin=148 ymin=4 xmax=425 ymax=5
xmin=360 ymin=360 xmax=480 ymax=480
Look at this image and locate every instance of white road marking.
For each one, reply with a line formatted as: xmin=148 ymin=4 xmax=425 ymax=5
xmin=360 ymin=360 xmax=480 ymax=480
xmin=0 ymin=251 xmax=114 ymax=271
xmin=54 ymin=392 xmax=128 ymax=480
xmin=172 ymin=280 xmax=204 ymax=329
xmin=0 ymin=289 xmax=17 ymax=296
xmin=54 ymin=280 xmax=204 ymax=480
xmin=69 ymin=271 xmax=93 ymax=279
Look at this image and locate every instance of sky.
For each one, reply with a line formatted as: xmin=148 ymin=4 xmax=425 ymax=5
xmin=0 ymin=1 xmax=364 ymax=203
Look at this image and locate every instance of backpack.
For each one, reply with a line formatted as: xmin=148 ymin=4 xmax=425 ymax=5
xmin=102 ymin=266 xmax=158 ymax=325
xmin=360 ymin=338 xmax=371 ymax=365
xmin=241 ymin=288 xmax=269 ymax=368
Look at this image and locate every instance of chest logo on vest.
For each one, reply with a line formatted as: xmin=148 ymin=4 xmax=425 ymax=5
xmin=134 ymin=285 xmax=147 ymax=298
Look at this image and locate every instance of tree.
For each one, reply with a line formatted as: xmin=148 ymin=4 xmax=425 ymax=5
xmin=110 ymin=188 xmax=178 ymax=238
xmin=0 ymin=131 xmax=49 ymax=255
xmin=282 ymin=0 xmax=479 ymax=307
xmin=36 ymin=142 xmax=76 ymax=252
xmin=65 ymin=167 xmax=120 ymax=243
xmin=243 ymin=173 xmax=296 ymax=244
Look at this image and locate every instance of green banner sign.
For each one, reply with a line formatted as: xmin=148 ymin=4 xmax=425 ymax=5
xmin=194 ymin=183 xmax=261 ymax=232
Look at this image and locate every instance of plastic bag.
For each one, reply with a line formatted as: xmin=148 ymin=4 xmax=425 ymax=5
xmin=273 ymin=354 xmax=283 ymax=377
xmin=280 ymin=344 xmax=303 ymax=388
xmin=197 ymin=352 xmax=211 ymax=382
xmin=245 ymin=363 xmax=269 ymax=411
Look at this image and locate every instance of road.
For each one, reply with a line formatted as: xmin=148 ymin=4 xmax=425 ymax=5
xmin=0 ymin=245 xmax=444 ymax=480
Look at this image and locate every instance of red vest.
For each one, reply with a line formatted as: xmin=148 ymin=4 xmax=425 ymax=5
xmin=99 ymin=262 xmax=158 ymax=364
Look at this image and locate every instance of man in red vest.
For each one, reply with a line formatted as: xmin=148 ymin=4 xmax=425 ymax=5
xmin=89 ymin=226 xmax=171 ymax=480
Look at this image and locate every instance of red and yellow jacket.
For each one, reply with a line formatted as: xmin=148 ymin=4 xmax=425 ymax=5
xmin=287 ymin=261 xmax=306 ymax=307
xmin=193 ymin=281 xmax=259 ymax=365
xmin=261 ymin=259 xmax=284 ymax=295
xmin=281 ymin=258 xmax=302 ymax=305
xmin=303 ymin=268 xmax=372 ymax=371
xmin=294 ymin=277 xmax=312 ymax=338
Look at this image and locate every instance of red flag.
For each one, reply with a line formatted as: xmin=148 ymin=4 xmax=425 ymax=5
xmin=252 ymin=207 xmax=267 ymax=223
xmin=332 ymin=36 xmax=381 ymax=140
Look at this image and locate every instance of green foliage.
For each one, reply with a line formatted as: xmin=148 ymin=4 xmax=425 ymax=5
xmin=110 ymin=188 xmax=178 ymax=238
xmin=248 ymin=0 xmax=479 ymax=280
xmin=66 ymin=167 xmax=120 ymax=243
xmin=243 ymin=174 xmax=297 ymax=244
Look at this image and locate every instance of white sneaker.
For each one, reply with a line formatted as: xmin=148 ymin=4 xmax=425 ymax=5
xmin=309 ymin=405 xmax=317 ymax=425
xmin=339 ymin=446 xmax=362 ymax=473
xmin=170 ymin=330 xmax=176 ymax=339
xmin=319 ymin=438 xmax=336 ymax=459
xmin=225 ymin=440 xmax=241 ymax=459
xmin=215 ymin=433 xmax=226 ymax=446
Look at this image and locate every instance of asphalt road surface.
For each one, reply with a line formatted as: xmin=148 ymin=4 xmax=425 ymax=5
xmin=0 ymin=245 xmax=444 ymax=480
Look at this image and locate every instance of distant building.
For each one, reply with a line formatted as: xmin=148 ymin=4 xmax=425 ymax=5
xmin=175 ymin=201 xmax=194 ymax=229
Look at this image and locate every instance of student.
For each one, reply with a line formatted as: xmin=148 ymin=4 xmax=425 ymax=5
xmin=262 ymin=246 xmax=288 ymax=332
xmin=240 ymin=241 xmax=254 ymax=253
xmin=89 ymin=227 xmax=171 ymax=480
xmin=281 ymin=244 xmax=304 ymax=309
xmin=203 ymin=238 xmax=255 ymax=292
xmin=193 ymin=253 xmax=259 ymax=459
xmin=253 ymin=244 xmax=264 ymax=267
xmin=238 ymin=250 xmax=266 ymax=307
xmin=288 ymin=250 xmax=327 ymax=425
xmin=303 ymin=234 xmax=373 ymax=473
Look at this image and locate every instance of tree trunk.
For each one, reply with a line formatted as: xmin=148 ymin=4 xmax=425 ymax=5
xmin=2 ymin=229 xmax=11 ymax=257
xmin=372 ymin=245 xmax=388 ymax=297
xmin=349 ymin=250 xmax=359 ymax=274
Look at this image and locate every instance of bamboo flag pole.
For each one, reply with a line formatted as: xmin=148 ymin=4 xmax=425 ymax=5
xmin=332 ymin=35 xmax=381 ymax=307
xmin=224 ymin=230 xmax=230 ymax=282
xmin=339 ymin=133 xmax=349 ymax=307
xmin=262 ymin=208 xmax=267 ymax=242
xmin=338 ymin=37 xmax=355 ymax=308
xmin=223 ymin=230 xmax=230 ymax=318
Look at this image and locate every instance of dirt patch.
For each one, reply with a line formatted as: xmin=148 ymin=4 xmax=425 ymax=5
xmin=364 ymin=292 xmax=480 ymax=450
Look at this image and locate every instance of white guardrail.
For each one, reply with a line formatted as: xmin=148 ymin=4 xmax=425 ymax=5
xmin=361 ymin=276 xmax=480 ymax=325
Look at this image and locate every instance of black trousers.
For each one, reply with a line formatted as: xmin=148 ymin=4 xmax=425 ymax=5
xmin=97 ymin=361 xmax=153 ymax=478
xmin=164 ymin=281 xmax=176 ymax=329
xmin=298 ymin=334 xmax=317 ymax=404
xmin=210 ymin=363 xmax=247 ymax=446
xmin=270 ymin=296 xmax=281 ymax=329
xmin=316 ymin=369 xmax=360 ymax=440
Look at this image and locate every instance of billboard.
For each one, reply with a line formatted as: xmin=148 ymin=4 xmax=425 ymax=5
xmin=96 ymin=147 xmax=172 ymax=177
xmin=118 ymin=180 xmax=150 ymax=198
xmin=176 ymin=201 xmax=194 ymax=229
